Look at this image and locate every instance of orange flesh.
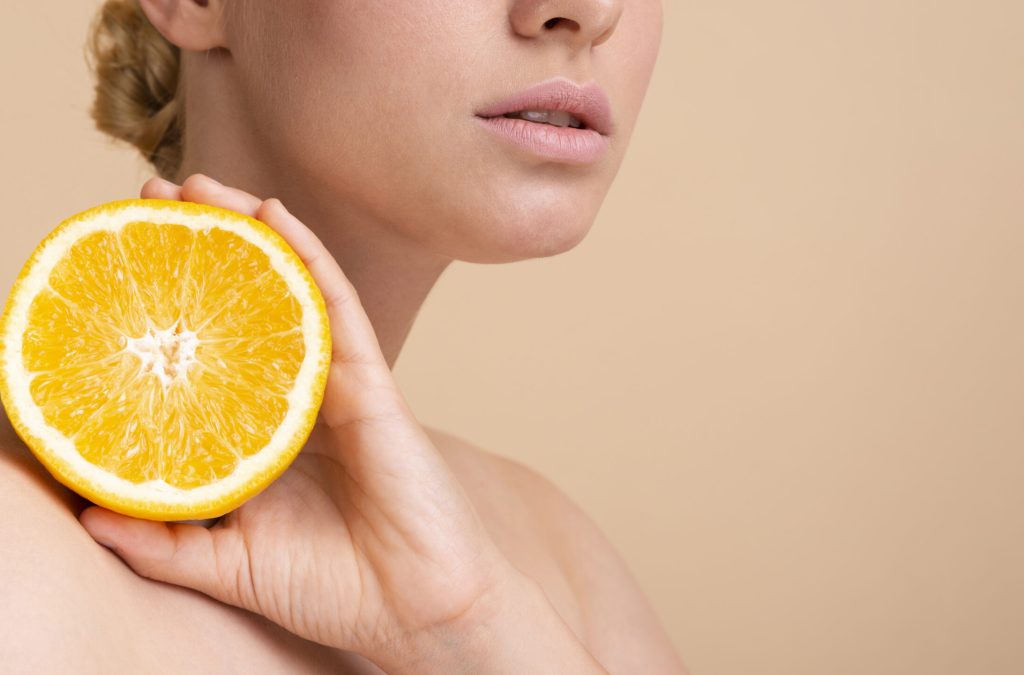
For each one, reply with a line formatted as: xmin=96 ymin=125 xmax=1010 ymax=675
xmin=21 ymin=221 xmax=305 ymax=489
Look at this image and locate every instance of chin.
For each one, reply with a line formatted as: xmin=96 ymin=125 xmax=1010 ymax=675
xmin=522 ymin=213 xmax=595 ymax=259
xmin=452 ymin=205 xmax=597 ymax=264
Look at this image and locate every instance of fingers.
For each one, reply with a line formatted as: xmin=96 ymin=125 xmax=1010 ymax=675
xmin=140 ymin=176 xmax=180 ymax=200
xmin=141 ymin=174 xmax=263 ymax=217
xmin=79 ymin=505 xmax=255 ymax=612
xmin=181 ymin=174 xmax=264 ymax=217
xmin=255 ymin=198 xmax=388 ymax=370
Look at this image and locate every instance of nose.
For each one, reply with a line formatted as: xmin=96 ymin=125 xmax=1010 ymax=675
xmin=509 ymin=0 xmax=624 ymax=51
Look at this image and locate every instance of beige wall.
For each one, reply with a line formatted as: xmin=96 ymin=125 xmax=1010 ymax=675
xmin=4 ymin=2 xmax=1022 ymax=673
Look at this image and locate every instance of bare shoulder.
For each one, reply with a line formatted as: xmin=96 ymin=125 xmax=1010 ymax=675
xmin=0 ymin=419 xmax=130 ymax=669
xmin=423 ymin=425 xmax=689 ymax=675
xmin=0 ymin=420 xmax=366 ymax=673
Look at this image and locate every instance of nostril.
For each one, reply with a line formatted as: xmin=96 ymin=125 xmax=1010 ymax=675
xmin=543 ymin=17 xmax=579 ymax=31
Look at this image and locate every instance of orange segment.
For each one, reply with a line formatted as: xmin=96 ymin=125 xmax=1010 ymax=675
xmin=47 ymin=229 xmax=149 ymax=337
xmin=116 ymin=220 xmax=195 ymax=331
xmin=22 ymin=287 xmax=125 ymax=372
xmin=181 ymin=226 xmax=276 ymax=333
xmin=71 ymin=376 xmax=164 ymax=483
xmin=29 ymin=353 xmax=139 ymax=439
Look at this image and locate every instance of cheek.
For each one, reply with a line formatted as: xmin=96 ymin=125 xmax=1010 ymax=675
xmin=241 ymin=2 xmax=485 ymax=200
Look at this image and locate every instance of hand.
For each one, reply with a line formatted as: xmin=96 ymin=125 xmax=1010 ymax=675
xmin=77 ymin=174 xmax=603 ymax=673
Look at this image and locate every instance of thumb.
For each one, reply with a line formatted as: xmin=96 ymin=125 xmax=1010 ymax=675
xmin=254 ymin=198 xmax=408 ymax=429
xmin=79 ymin=505 xmax=254 ymax=610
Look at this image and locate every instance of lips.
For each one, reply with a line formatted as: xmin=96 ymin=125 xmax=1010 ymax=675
xmin=475 ymin=78 xmax=614 ymax=136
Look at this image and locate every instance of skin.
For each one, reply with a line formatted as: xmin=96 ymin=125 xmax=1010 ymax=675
xmin=3 ymin=0 xmax=686 ymax=672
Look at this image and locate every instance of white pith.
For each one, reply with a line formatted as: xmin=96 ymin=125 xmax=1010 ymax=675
xmin=124 ymin=322 xmax=201 ymax=388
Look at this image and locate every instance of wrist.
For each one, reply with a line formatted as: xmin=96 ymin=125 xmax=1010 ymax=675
xmin=370 ymin=565 xmax=606 ymax=674
xmin=366 ymin=563 xmax=521 ymax=674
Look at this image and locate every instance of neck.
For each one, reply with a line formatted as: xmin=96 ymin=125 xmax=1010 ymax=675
xmin=173 ymin=56 xmax=452 ymax=370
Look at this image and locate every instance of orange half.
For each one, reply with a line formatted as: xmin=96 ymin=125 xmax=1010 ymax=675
xmin=0 ymin=199 xmax=331 ymax=521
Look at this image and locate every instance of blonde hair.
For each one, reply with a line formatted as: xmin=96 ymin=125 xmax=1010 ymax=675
xmin=85 ymin=0 xmax=184 ymax=180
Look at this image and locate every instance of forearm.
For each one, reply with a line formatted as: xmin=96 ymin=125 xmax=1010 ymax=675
xmin=371 ymin=571 xmax=609 ymax=675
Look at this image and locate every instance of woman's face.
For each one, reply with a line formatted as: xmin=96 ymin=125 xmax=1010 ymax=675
xmin=225 ymin=0 xmax=663 ymax=263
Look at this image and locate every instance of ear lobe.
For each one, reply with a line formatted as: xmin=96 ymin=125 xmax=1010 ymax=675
xmin=138 ymin=0 xmax=227 ymax=52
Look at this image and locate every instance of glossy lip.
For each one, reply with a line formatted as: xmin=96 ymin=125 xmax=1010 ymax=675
xmin=474 ymin=77 xmax=614 ymax=164
xmin=474 ymin=77 xmax=615 ymax=136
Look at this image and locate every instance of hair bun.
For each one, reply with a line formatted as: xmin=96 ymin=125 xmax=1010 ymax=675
xmin=86 ymin=0 xmax=184 ymax=180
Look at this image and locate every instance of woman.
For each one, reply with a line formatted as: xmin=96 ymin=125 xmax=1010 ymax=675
xmin=2 ymin=0 xmax=685 ymax=672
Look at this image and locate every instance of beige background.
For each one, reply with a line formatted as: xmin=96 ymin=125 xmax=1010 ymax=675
xmin=3 ymin=2 xmax=1022 ymax=673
